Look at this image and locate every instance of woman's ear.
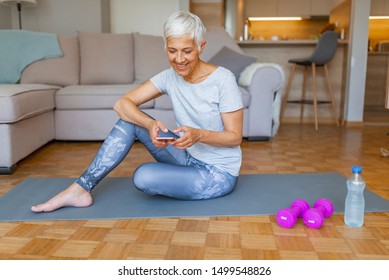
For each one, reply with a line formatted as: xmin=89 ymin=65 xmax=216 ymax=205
xmin=198 ymin=40 xmax=206 ymax=54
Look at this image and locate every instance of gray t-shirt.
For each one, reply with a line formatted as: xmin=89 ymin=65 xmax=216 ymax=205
xmin=150 ymin=66 xmax=243 ymax=176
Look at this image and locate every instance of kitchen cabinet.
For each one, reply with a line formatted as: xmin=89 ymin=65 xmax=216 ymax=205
xmin=244 ymin=0 xmax=277 ymax=17
xmin=310 ymin=0 xmax=333 ymax=15
xmin=277 ymin=0 xmax=310 ymax=17
xmin=371 ymin=0 xmax=389 ymax=15
xmin=244 ymin=0 xmax=340 ymax=17
xmin=365 ymin=53 xmax=389 ymax=109
xmin=364 ymin=53 xmax=389 ymax=111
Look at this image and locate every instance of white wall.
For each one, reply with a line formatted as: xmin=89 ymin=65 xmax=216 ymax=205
xmin=1 ymin=0 xmax=104 ymax=35
xmin=0 ymin=0 xmax=190 ymax=36
xmin=110 ymin=0 xmax=189 ymax=35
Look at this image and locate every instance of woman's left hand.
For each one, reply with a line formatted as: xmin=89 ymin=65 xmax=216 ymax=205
xmin=172 ymin=126 xmax=202 ymax=149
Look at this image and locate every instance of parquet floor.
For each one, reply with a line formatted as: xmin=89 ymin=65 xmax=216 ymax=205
xmin=0 ymin=124 xmax=388 ymax=260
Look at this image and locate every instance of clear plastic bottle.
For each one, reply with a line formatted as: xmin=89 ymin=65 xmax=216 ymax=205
xmin=344 ymin=166 xmax=365 ymax=227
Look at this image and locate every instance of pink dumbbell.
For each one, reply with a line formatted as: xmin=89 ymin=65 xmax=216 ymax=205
xmin=276 ymin=199 xmax=310 ymax=228
xmin=303 ymin=198 xmax=334 ymax=229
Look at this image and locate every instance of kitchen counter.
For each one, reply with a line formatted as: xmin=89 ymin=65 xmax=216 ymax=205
xmin=238 ymin=40 xmax=348 ymax=124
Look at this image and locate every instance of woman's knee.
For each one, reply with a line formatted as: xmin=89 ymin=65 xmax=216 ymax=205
xmin=132 ymin=163 xmax=155 ymax=193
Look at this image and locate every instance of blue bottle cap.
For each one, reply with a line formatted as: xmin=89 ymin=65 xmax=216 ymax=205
xmin=352 ymin=166 xmax=362 ymax=173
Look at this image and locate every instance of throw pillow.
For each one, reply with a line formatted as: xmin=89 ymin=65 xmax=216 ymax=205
xmin=21 ymin=36 xmax=80 ymax=86
xmin=78 ymin=31 xmax=134 ymax=84
xmin=208 ymin=46 xmax=257 ymax=80
xmin=133 ymin=33 xmax=170 ymax=83
xmin=201 ymin=27 xmax=244 ymax=61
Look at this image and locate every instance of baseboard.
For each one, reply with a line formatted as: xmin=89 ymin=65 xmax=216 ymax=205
xmin=0 ymin=164 xmax=17 ymax=175
xmin=246 ymin=136 xmax=270 ymax=141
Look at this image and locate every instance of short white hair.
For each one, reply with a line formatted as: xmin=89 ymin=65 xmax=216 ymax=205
xmin=163 ymin=10 xmax=206 ymax=49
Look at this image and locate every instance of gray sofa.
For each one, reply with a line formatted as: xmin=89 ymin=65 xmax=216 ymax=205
xmin=0 ymin=29 xmax=284 ymax=174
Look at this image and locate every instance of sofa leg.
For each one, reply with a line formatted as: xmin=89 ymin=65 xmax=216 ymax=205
xmin=0 ymin=164 xmax=17 ymax=175
xmin=247 ymin=136 xmax=270 ymax=142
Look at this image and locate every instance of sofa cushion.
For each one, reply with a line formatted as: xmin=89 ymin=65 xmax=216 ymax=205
xmin=21 ymin=36 xmax=80 ymax=86
xmin=201 ymin=28 xmax=245 ymax=62
xmin=133 ymin=33 xmax=170 ymax=83
xmin=154 ymin=94 xmax=173 ymax=110
xmin=55 ymin=84 xmax=155 ymax=110
xmin=208 ymin=46 xmax=256 ymax=80
xmin=239 ymin=86 xmax=250 ymax=109
xmin=79 ymin=32 xmax=134 ymax=85
xmin=0 ymin=84 xmax=59 ymax=123
xmin=0 ymin=111 xmax=55 ymax=168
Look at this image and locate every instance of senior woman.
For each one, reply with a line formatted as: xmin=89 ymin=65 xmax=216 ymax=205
xmin=31 ymin=10 xmax=243 ymax=213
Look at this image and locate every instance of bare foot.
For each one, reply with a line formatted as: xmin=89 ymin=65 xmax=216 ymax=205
xmin=381 ymin=147 xmax=389 ymax=157
xmin=31 ymin=182 xmax=93 ymax=213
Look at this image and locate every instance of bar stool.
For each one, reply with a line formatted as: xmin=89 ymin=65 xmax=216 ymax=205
xmin=280 ymin=31 xmax=340 ymax=130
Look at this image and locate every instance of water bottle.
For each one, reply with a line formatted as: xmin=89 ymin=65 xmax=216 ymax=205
xmin=344 ymin=166 xmax=365 ymax=227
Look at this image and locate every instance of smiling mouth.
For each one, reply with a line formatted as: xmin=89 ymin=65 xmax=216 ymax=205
xmin=175 ymin=63 xmax=188 ymax=70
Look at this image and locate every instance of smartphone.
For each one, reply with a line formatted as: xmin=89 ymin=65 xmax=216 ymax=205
xmin=154 ymin=136 xmax=176 ymax=140
xmin=154 ymin=130 xmax=179 ymax=141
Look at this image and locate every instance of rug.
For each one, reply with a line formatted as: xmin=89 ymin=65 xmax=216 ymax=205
xmin=0 ymin=173 xmax=388 ymax=222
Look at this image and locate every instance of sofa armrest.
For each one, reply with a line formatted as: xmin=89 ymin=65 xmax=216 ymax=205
xmin=240 ymin=64 xmax=285 ymax=139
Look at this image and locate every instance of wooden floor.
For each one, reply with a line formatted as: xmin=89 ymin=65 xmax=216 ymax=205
xmin=0 ymin=123 xmax=388 ymax=260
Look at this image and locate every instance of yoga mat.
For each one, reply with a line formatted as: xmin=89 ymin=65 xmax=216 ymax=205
xmin=0 ymin=173 xmax=388 ymax=222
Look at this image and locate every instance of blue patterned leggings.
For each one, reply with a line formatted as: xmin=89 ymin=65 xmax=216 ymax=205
xmin=75 ymin=119 xmax=238 ymax=200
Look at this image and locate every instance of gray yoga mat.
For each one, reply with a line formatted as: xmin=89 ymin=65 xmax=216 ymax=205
xmin=0 ymin=173 xmax=388 ymax=222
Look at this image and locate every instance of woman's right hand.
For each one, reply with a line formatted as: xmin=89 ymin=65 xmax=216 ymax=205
xmin=148 ymin=119 xmax=175 ymax=148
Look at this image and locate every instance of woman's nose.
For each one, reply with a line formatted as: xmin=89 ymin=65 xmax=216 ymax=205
xmin=175 ymin=53 xmax=185 ymax=63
